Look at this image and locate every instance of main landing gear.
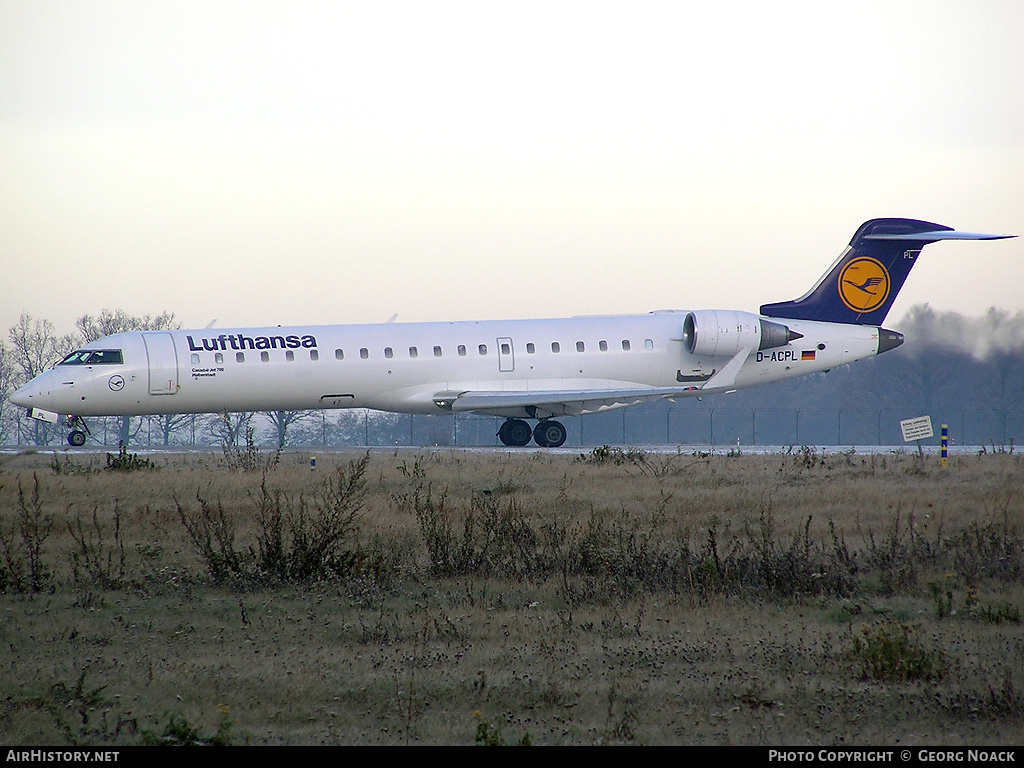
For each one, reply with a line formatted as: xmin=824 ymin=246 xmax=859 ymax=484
xmin=497 ymin=418 xmax=567 ymax=448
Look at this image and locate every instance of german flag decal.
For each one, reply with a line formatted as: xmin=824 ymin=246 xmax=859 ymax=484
xmin=801 ymin=350 xmax=816 ymax=361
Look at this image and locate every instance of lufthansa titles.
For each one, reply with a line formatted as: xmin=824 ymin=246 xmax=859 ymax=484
xmin=187 ymin=334 xmax=317 ymax=352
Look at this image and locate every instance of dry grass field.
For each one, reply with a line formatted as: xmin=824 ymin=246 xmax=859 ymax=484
xmin=1 ymin=445 xmax=1022 ymax=746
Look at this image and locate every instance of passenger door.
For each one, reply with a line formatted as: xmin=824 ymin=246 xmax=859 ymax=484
xmin=143 ymin=332 xmax=179 ymax=395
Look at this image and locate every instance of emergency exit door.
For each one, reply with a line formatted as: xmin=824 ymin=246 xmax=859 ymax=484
xmin=497 ymin=337 xmax=514 ymax=372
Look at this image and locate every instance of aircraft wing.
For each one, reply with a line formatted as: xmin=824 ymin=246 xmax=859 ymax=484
xmin=437 ymin=347 xmax=751 ymax=417
xmin=437 ymin=386 xmax=696 ymax=418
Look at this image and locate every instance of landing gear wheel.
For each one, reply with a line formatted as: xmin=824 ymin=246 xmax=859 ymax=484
xmin=64 ymin=415 xmax=91 ymax=447
xmin=498 ymin=419 xmax=533 ymax=447
xmin=533 ymin=420 xmax=566 ymax=448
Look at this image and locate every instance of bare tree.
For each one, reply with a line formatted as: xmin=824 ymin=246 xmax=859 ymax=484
xmin=0 ymin=341 xmax=19 ymax=445
xmin=208 ymin=411 xmax=256 ymax=448
xmin=263 ymin=410 xmax=316 ymax=448
xmin=76 ymin=309 xmax=177 ymax=342
xmin=8 ymin=313 xmax=76 ymax=381
xmin=151 ymin=413 xmax=194 ymax=446
xmin=7 ymin=314 xmax=77 ymax=444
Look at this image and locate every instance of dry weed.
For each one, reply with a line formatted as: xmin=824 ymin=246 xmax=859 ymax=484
xmin=0 ymin=449 xmax=1021 ymax=745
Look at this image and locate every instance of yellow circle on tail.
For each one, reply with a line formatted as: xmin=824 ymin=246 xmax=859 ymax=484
xmin=838 ymin=257 xmax=890 ymax=313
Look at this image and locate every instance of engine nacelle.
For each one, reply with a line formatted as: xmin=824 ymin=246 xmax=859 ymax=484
xmin=682 ymin=310 xmax=802 ymax=357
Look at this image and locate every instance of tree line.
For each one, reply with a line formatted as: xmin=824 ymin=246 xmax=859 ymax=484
xmin=1 ymin=305 xmax=1022 ymax=448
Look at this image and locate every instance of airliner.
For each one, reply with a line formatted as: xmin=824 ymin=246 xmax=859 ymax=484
xmin=10 ymin=218 xmax=1013 ymax=448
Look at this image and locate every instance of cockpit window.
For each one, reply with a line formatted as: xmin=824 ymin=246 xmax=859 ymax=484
xmin=88 ymin=350 xmax=123 ymax=364
xmin=58 ymin=349 xmax=124 ymax=365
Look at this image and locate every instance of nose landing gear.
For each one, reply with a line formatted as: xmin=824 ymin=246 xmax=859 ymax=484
xmin=65 ymin=415 xmax=91 ymax=447
xmin=497 ymin=418 xmax=567 ymax=448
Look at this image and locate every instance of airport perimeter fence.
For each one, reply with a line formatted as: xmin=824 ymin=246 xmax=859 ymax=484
xmin=8 ymin=407 xmax=1023 ymax=451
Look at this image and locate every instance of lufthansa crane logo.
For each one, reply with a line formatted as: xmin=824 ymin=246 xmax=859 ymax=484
xmin=108 ymin=375 xmax=125 ymax=392
xmin=838 ymin=257 xmax=890 ymax=313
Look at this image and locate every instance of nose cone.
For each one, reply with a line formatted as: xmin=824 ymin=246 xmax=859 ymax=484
xmin=9 ymin=381 xmax=35 ymax=408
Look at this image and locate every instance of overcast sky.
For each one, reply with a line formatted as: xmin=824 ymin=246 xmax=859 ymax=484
xmin=1 ymin=0 xmax=1021 ymax=336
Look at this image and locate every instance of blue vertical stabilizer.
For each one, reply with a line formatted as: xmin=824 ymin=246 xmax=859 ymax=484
xmin=760 ymin=218 xmax=1012 ymax=325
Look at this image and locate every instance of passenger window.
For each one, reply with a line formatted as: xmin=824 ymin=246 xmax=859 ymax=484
xmin=478 ymin=344 xmax=487 ymax=355
xmin=335 ymin=349 xmax=344 ymax=360
xmin=645 ymin=339 xmax=654 ymax=350
xmin=434 ymin=346 xmax=442 ymax=357
xmin=236 ymin=352 xmax=245 ymax=363
xmin=384 ymin=347 xmax=393 ymax=359
xmin=551 ymin=342 xmax=560 ymax=353
xmin=622 ymin=340 xmax=631 ymax=351
xmin=576 ymin=341 xmax=585 ymax=352
xmin=285 ymin=350 xmax=294 ymax=362
xmin=599 ymin=340 xmax=608 ymax=352
xmin=260 ymin=351 xmax=270 ymax=362
xmin=501 ymin=342 xmax=511 ymax=355
xmin=526 ymin=343 xmax=535 ymax=354
xmin=360 ymin=348 xmax=369 ymax=359
xmin=458 ymin=345 xmax=466 ymax=356
xmin=191 ymin=353 xmax=200 ymax=365
xmin=409 ymin=346 xmax=418 ymax=358
xmin=310 ymin=350 xmax=318 ymax=361
xmin=215 ymin=353 xmax=224 ymax=364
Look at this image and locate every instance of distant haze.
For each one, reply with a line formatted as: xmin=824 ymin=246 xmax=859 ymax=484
xmin=897 ymin=305 xmax=1024 ymax=359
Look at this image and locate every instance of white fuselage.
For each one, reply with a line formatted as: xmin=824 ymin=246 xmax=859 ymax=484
xmin=11 ymin=311 xmax=883 ymax=419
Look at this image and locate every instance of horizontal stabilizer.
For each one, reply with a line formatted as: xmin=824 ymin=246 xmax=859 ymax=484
xmin=863 ymin=231 xmax=1013 ymax=241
